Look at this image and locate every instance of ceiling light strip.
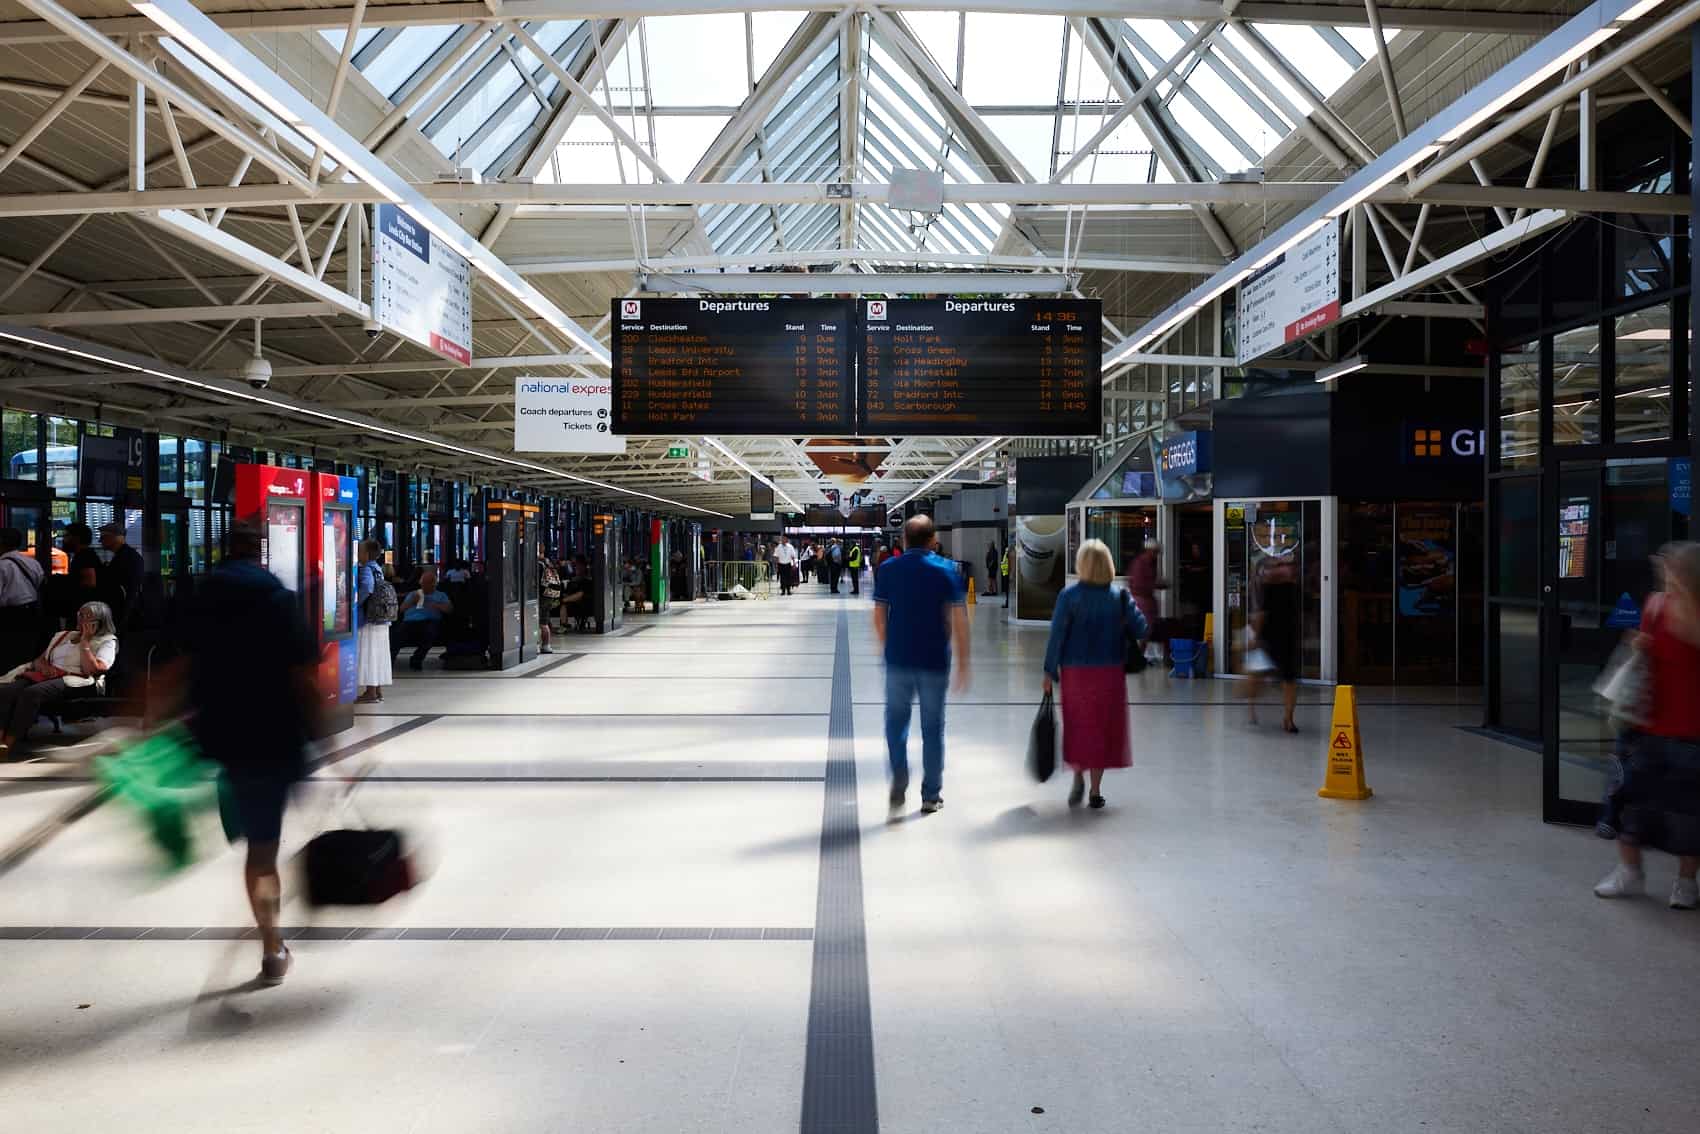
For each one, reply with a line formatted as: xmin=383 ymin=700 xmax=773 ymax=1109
xmin=0 ymin=326 xmax=726 ymax=517
xmin=701 ymin=436 xmax=804 ymax=512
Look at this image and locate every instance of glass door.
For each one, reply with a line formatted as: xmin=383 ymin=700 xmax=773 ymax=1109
xmin=1222 ymin=499 xmax=1326 ymax=679
xmin=1545 ymin=456 xmax=1687 ymax=824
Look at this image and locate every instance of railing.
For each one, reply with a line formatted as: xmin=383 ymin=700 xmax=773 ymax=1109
xmin=702 ymin=560 xmax=773 ymax=599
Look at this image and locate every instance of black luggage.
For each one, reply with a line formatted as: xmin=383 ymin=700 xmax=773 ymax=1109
xmin=303 ymin=827 xmax=415 ymax=906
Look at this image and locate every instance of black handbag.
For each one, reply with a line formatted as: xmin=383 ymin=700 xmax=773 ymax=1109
xmin=1027 ymin=690 xmax=1057 ymax=782
xmin=1121 ymin=591 xmax=1147 ymax=674
xmin=303 ymin=827 xmax=415 ymax=907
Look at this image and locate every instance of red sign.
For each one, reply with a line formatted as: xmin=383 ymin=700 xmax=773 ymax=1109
xmin=1286 ymin=300 xmax=1341 ymax=343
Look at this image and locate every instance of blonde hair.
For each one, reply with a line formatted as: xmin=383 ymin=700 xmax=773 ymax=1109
xmin=1075 ymin=538 xmax=1115 ymax=585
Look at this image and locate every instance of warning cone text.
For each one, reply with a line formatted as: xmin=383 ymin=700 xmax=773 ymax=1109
xmin=1318 ymin=684 xmax=1373 ymax=801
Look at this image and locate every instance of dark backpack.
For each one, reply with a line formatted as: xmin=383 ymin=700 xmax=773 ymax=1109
xmin=361 ymin=566 xmax=399 ymax=624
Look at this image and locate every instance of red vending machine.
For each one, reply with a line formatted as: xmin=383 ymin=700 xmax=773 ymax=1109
xmin=312 ymin=472 xmax=359 ymax=734
xmin=232 ymin=464 xmax=355 ymax=737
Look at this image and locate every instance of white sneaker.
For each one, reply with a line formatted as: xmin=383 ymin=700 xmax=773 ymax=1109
xmin=1670 ymin=877 xmax=1699 ymax=910
xmin=1594 ymin=864 xmax=1645 ymax=899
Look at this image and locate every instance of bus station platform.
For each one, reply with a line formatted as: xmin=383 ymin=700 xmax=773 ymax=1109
xmin=1 ymin=592 xmax=1694 ymax=1134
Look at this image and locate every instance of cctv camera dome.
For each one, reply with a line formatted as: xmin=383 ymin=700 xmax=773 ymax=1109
xmin=241 ymin=356 xmax=273 ymax=384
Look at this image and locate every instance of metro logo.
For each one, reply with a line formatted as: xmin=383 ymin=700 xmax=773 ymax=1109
xmin=620 ymin=299 xmax=642 ymax=321
xmin=866 ymin=300 xmax=887 ymax=321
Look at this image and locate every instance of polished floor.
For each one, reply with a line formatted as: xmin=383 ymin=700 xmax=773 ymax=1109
xmin=2 ymin=585 xmax=1697 ymax=1133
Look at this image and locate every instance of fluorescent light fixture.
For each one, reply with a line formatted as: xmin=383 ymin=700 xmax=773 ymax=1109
xmin=1315 ymin=356 xmax=1368 ymax=383
xmin=1617 ymin=0 xmax=1664 ymax=21
xmin=1324 ymin=147 xmax=1443 ymax=218
xmin=896 ymin=437 xmax=1005 ymax=508
xmin=0 ymin=328 xmax=727 ymax=517
xmin=701 ymin=436 xmax=803 ymax=512
xmin=1431 ymin=27 xmax=1617 ymax=144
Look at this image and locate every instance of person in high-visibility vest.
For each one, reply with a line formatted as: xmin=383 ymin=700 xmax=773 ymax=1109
xmin=847 ymin=541 xmax=864 ymax=595
xmin=1000 ymin=546 xmax=1011 ymax=608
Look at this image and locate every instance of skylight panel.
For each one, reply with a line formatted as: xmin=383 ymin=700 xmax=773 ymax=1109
xmin=642 ymin=15 xmax=750 ymax=105
xmin=961 ymin=14 xmax=1064 ymax=105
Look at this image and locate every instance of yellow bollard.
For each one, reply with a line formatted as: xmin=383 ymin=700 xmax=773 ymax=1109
xmin=1318 ymin=684 xmax=1373 ymax=800
xmin=966 ymin=576 xmax=977 ymax=605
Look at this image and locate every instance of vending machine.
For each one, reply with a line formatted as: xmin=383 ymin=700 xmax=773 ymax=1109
xmin=234 ymin=464 xmax=309 ymax=598
xmin=312 ymin=472 xmax=359 ymax=734
xmin=518 ymin=503 xmax=541 ymax=661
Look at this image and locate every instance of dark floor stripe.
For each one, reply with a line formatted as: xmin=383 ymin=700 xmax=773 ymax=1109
xmin=346 ymin=775 xmax=826 ymax=784
xmin=0 ymin=925 xmax=813 ymax=942
xmin=313 ymin=714 xmax=442 ymax=771
xmin=800 ymin=607 xmax=877 ymax=1133
xmin=525 ymin=652 xmax=585 ymax=676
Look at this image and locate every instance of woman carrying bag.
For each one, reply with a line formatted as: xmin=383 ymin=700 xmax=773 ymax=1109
xmin=1042 ymin=539 xmax=1147 ymax=810
xmin=1595 ymin=541 xmax=1700 ymax=909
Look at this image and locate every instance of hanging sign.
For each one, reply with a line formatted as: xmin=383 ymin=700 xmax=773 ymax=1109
xmin=371 ymin=204 xmax=473 ymax=366
xmin=1236 ymin=218 xmax=1340 ymax=365
xmin=514 ymin=376 xmax=625 ymax=455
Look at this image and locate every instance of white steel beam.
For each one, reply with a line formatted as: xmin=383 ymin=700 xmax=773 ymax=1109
xmin=1341 ymin=210 xmax=1572 ymax=320
xmin=145 ymin=209 xmax=371 ymax=320
xmin=132 ymin=0 xmax=612 ymax=366
xmin=0 ymin=4 xmax=1569 ymax=45
xmin=639 ymin=271 xmax=1073 ymax=292
xmin=10 ymin=301 xmax=345 ymax=328
xmin=513 ymin=247 xmax=1225 ymax=274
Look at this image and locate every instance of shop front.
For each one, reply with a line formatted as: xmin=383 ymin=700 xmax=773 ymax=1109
xmin=1065 ymin=436 xmax=1158 ymax=609
xmin=1158 ymin=430 xmax=1213 ymax=645
xmin=1213 ymin=380 xmax=1483 ymax=685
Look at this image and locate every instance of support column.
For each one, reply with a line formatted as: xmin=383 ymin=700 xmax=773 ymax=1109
xmin=1691 ymin=27 xmax=1699 ymax=473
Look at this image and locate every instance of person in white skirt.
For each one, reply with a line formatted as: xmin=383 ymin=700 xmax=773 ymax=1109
xmin=355 ymin=540 xmax=394 ymax=703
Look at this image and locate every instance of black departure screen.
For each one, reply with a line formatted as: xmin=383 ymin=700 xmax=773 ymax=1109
xmin=858 ymin=298 xmax=1101 ymax=436
xmin=611 ymin=297 xmax=853 ymax=434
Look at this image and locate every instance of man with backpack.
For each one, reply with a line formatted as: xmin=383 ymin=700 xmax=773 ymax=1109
xmin=828 ymin=538 xmax=844 ymax=593
xmin=355 ymin=540 xmax=396 ymax=701
xmin=847 ymin=541 xmax=864 ymax=595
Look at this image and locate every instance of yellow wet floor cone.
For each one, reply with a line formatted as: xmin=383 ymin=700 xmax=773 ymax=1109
xmin=1318 ymin=684 xmax=1373 ymax=800
xmin=967 ymin=576 xmax=977 ymax=605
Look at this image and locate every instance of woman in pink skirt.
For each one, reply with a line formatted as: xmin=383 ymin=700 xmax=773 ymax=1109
xmin=1042 ymin=539 xmax=1148 ymax=809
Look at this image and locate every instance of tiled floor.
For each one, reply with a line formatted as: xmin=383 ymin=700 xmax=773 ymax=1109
xmin=2 ymin=586 xmax=1697 ymax=1133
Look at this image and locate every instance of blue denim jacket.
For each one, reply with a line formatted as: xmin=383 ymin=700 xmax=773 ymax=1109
xmin=1043 ymin=582 xmax=1147 ymax=680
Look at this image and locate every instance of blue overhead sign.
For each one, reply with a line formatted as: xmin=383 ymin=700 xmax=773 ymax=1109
xmin=1158 ymin=431 xmax=1211 ymax=501
xmin=1672 ymin=458 xmax=1690 ymax=517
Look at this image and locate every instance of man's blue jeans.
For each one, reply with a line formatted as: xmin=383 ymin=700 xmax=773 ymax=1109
xmin=885 ymin=666 xmax=949 ymax=802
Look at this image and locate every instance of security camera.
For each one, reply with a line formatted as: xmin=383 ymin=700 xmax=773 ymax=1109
xmin=363 ymin=318 xmax=382 ymax=339
xmin=242 ymin=355 xmax=273 ymax=389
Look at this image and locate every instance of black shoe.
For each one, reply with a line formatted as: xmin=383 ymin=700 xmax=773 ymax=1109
xmin=888 ymin=778 xmax=907 ymax=819
xmin=1089 ymin=794 xmax=1106 ymax=810
xmin=1068 ymin=778 xmax=1085 ymax=808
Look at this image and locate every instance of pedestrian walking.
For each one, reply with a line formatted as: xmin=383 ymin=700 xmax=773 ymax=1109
xmin=1042 ymin=539 xmax=1147 ymax=810
xmin=985 ymin=542 xmax=1000 ymax=596
xmin=170 ymin=521 xmax=320 ymax=985
xmin=1246 ymin=552 xmax=1301 ymax=732
xmin=874 ymin=515 xmax=970 ymax=817
xmin=354 ymin=539 xmax=394 ymax=703
xmin=1595 ymin=542 xmax=1700 ymax=909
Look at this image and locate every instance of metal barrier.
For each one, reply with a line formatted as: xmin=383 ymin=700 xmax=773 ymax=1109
xmin=702 ymin=560 xmax=774 ymax=599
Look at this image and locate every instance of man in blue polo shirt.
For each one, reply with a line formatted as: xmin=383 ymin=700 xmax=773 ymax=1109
xmin=873 ymin=514 xmax=970 ymax=817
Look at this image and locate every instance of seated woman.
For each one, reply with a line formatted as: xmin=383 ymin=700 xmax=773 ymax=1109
xmin=0 ymin=600 xmax=118 ymax=759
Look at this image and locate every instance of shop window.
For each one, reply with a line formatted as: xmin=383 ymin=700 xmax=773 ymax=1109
xmin=2 ymin=409 xmax=38 ymax=480
xmin=1612 ymin=215 xmax=1673 ymax=299
xmin=1497 ymin=343 xmax=1540 ymax=469
xmin=1551 ymin=323 xmax=1601 ymax=445
xmin=1546 ymin=221 xmax=1600 ymax=328
xmin=45 ymin=417 xmax=77 ymax=497
xmin=1611 ymin=307 xmax=1673 ymax=444
xmin=1083 ymin=506 xmax=1155 ymax=571
xmin=183 ymin=439 xmax=208 ymax=500
xmin=159 ymin=435 xmax=180 ymax=493
xmin=1491 ymin=476 xmax=1539 ymax=600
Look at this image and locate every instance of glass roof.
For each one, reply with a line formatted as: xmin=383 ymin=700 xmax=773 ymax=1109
xmin=329 ymin=12 xmax=1391 ymax=256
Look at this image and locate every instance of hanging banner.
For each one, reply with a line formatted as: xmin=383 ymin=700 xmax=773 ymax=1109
xmin=514 ymin=376 xmax=626 ymax=454
xmin=371 ymin=204 xmax=473 ymax=366
xmin=1235 ymin=218 xmax=1340 ymax=365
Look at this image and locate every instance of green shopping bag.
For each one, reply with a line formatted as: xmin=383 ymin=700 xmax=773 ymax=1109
xmin=93 ymin=726 xmax=221 ymax=870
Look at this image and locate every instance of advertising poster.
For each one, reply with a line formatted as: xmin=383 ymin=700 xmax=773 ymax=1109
xmin=1396 ymin=506 xmax=1456 ymax=618
xmin=1015 ymin=514 xmax=1067 ymax=621
xmin=514 ymin=375 xmax=625 ymax=455
xmin=267 ymin=502 xmax=303 ymax=594
xmin=372 ymin=203 xmax=473 ymax=366
xmin=1560 ymin=498 xmax=1590 ymax=579
xmin=1235 ymin=219 xmax=1340 ymax=365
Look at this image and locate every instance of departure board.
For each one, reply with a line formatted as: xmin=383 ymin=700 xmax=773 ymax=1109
xmin=612 ymin=298 xmax=853 ymax=434
xmin=859 ymin=298 xmax=1101 ymax=435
